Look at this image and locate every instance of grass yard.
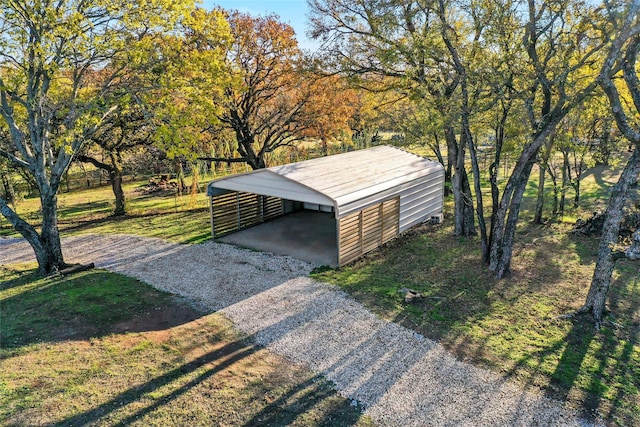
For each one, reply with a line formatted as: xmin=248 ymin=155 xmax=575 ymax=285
xmin=0 ymin=178 xmax=213 ymax=243
xmin=0 ymin=264 xmax=372 ymax=426
xmin=312 ymin=221 xmax=640 ymax=426
xmin=1 ymin=150 xmax=638 ymax=426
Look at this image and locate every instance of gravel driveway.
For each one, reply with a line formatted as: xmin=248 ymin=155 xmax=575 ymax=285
xmin=1 ymin=235 xmax=591 ymax=426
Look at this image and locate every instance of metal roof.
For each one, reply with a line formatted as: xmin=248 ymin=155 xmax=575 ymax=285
xmin=208 ymin=145 xmax=443 ymax=214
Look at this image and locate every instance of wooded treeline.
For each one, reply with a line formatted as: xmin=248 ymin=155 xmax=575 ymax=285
xmin=0 ymin=0 xmax=639 ymax=327
xmin=310 ymin=0 xmax=640 ymax=327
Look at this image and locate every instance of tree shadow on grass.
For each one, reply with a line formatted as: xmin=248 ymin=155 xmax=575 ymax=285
xmin=54 ymin=339 xmax=256 ymax=427
xmin=58 ymin=208 xmax=207 ymax=232
xmin=58 ymin=200 xmax=112 ymax=218
xmin=502 ymin=262 xmax=640 ymax=425
xmin=316 ymin=221 xmax=566 ymax=347
xmin=522 ymin=317 xmax=597 ymax=421
xmin=581 ymin=163 xmax=615 ymax=194
xmin=45 ymin=335 xmax=365 ymax=427
xmin=240 ymin=376 xmax=365 ymax=427
xmin=600 ymin=262 xmax=640 ymax=424
xmin=1 ymin=267 xmax=367 ymax=427
xmin=0 ymin=267 xmax=202 ymax=352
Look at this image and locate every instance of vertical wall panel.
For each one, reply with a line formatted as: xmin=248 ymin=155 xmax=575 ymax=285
xmin=398 ymin=171 xmax=444 ymax=232
xmin=338 ymin=196 xmax=399 ymax=266
xmin=211 ymin=192 xmax=285 ymax=238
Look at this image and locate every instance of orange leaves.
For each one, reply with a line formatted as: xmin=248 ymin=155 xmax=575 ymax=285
xmin=299 ymin=74 xmax=359 ymax=143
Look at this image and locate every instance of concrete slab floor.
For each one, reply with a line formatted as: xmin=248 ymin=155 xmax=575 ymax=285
xmin=219 ymin=210 xmax=337 ymax=267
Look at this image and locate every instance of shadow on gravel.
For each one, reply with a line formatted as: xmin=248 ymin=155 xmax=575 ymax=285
xmin=309 ymin=221 xmax=640 ymax=424
xmin=223 ymin=279 xmax=565 ymax=426
xmin=59 ymin=234 xmax=181 ymax=268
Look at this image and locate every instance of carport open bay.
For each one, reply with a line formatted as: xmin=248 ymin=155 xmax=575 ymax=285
xmin=219 ymin=210 xmax=337 ymax=267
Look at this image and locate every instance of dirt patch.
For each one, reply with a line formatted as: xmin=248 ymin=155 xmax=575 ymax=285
xmin=111 ymin=300 xmax=203 ymax=336
xmin=44 ymin=299 xmax=203 ymax=343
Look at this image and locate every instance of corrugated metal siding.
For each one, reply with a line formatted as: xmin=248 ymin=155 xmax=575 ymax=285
xmin=338 ymin=171 xmax=443 ymax=219
xmin=399 ymin=170 xmax=444 ymax=232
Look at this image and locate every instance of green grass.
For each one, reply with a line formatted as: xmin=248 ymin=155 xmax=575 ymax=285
xmin=311 ymin=221 xmax=640 ymax=426
xmin=0 ymin=264 xmax=372 ymax=426
xmin=0 ymin=263 xmax=185 ymax=352
xmin=0 ymin=178 xmax=213 ymax=243
xmin=1 ymin=150 xmax=638 ymax=425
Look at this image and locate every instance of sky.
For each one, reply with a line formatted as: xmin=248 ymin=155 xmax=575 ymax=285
xmin=199 ymin=0 xmax=319 ymax=51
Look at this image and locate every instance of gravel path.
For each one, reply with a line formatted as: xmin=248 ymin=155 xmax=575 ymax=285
xmin=1 ymin=235 xmax=589 ymax=426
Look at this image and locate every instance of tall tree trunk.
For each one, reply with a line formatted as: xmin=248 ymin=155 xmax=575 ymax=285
xmin=465 ymin=130 xmax=488 ymax=259
xmin=39 ymin=189 xmax=66 ymax=272
xmin=550 ymin=168 xmax=559 ymax=216
xmin=437 ymin=3 xmax=484 ymax=247
xmin=533 ymin=163 xmax=546 ymax=224
xmin=64 ymin=169 xmax=70 ymax=193
xmin=533 ymin=137 xmax=554 ymax=224
xmin=560 ymin=151 xmax=570 ymax=215
xmin=572 ymin=152 xmax=584 ymax=208
xmin=494 ymin=159 xmax=536 ymax=278
xmin=3 ymin=180 xmax=69 ymax=276
xmin=578 ymin=147 xmax=640 ymax=328
xmin=246 ymin=155 xmax=266 ymax=170
xmin=110 ymin=168 xmax=126 ymax=216
xmin=109 ymin=153 xmax=126 ymax=216
xmin=488 ymin=103 xmax=509 ymax=263
xmin=173 ymin=157 xmax=186 ymax=195
xmin=0 ymin=197 xmax=56 ymax=275
xmin=447 ymin=127 xmax=475 ymax=237
xmin=77 ymin=154 xmax=126 ymax=216
xmin=1 ymin=166 xmax=16 ymax=203
xmin=431 ymin=133 xmax=449 ymax=183
xmin=486 ymin=0 xmax=606 ymax=278
xmin=489 ymin=111 xmax=570 ymax=278
xmin=190 ymin=165 xmax=200 ymax=194
xmin=431 ymin=140 xmax=451 ymax=196
xmin=320 ymin=135 xmax=328 ymax=156
xmin=445 ymin=136 xmax=454 ymax=189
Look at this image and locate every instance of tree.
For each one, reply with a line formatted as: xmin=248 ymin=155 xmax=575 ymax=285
xmin=0 ymin=0 xmax=192 ymax=275
xmin=151 ymin=8 xmax=233 ymax=190
xmin=576 ymin=0 xmax=640 ymax=328
xmin=203 ymin=12 xmax=312 ymax=169
xmin=487 ymin=0 xmax=610 ymax=278
xmin=383 ymin=97 xmax=450 ymax=176
xmin=310 ymin=0 xmax=620 ymax=278
xmin=76 ymin=103 xmax=152 ymax=216
xmin=299 ymin=74 xmax=358 ymax=154
xmin=0 ymin=129 xmax=16 ymax=203
xmin=77 ymin=8 xmax=232 ymax=213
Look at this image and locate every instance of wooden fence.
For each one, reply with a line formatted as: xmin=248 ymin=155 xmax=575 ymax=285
xmin=211 ymin=191 xmax=283 ymax=238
